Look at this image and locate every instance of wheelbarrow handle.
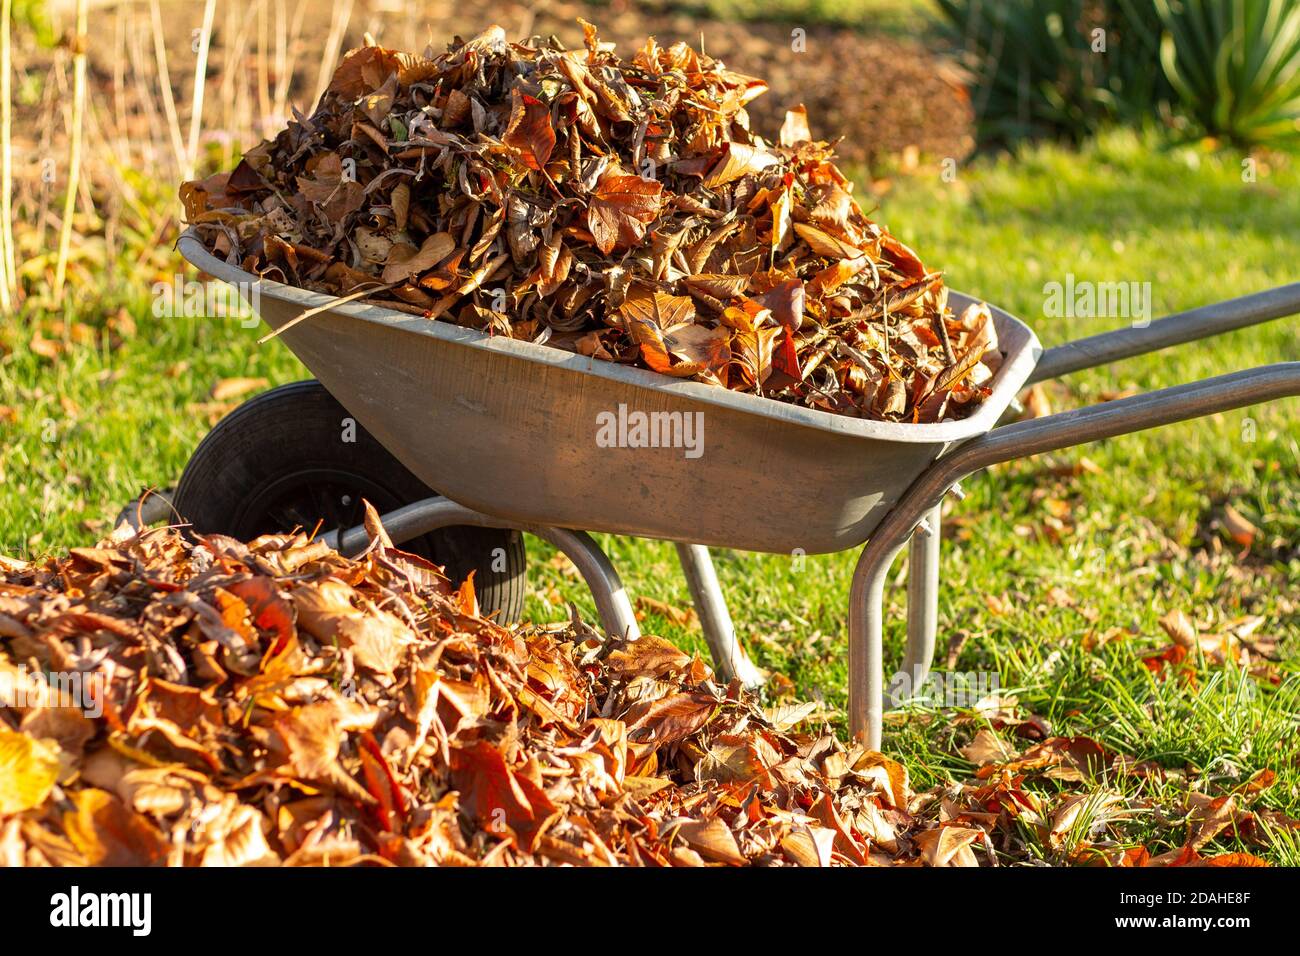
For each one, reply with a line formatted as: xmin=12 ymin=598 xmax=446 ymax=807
xmin=1027 ymin=283 xmax=1300 ymax=385
xmin=892 ymin=360 xmax=1300 ymax=539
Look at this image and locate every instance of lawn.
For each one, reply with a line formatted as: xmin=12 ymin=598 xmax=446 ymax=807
xmin=2 ymin=128 xmax=1297 ymax=862
xmin=662 ymin=0 xmax=940 ymax=34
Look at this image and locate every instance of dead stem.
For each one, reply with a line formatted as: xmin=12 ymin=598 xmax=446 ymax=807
xmin=185 ymin=0 xmax=219 ymax=182
xmin=53 ymin=0 xmax=89 ymax=308
xmin=0 ymin=0 xmax=13 ymax=310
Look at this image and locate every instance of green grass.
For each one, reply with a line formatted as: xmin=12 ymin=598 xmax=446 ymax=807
xmin=2 ymin=128 xmax=1297 ymax=861
xmin=657 ymin=0 xmax=940 ymax=34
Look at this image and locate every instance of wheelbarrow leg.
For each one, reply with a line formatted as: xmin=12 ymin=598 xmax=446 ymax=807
xmin=537 ymin=527 xmax=640 ymax=642
xmin=903 ymin=503 xmax=942 ymax=698
xmin=849 ymin=517 xmax=925 ymax=751
xmin=674 ymin=543 xmax=764 ymax=688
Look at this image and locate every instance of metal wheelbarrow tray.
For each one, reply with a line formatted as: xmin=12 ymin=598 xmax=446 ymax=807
xmin=176 ymin=231 xmax=1300 ymax=749
xmin=178 ymin=235 xmax=1040 ymax=556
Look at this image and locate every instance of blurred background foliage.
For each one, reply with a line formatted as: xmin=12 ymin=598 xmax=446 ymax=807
xmin=938 ymin=0 xmax=1300 ymax=148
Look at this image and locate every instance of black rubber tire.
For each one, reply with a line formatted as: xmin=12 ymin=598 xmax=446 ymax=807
xmin=172 ymin=380 xmax=526 ymax=623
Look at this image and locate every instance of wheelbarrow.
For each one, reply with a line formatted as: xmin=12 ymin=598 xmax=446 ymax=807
xmin=167 ymin=230 xmax=1300 ymax=749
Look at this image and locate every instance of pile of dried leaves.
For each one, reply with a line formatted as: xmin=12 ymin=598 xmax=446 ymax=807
xmin=182 ymin=22 xmax=1000 ymax=424
xmin=0 ymin=519 xmax=1289 ymax=866
xmin=0 ymin=517 xmax=919 ymax=866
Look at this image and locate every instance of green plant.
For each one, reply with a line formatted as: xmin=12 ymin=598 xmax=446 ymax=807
xmin=1158 ymin=0 xmax=1300 ymax=147
xmin=11 ymin=0 xmax=58 ymax=48
xmin=936 ymin=0 xmax=1167 ymax=145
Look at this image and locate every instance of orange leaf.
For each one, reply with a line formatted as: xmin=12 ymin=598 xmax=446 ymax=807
xmin=729 ymin=326 xmax=781 ymax=388
xmin=450 ymin=740 xmax=557 ymax=850
xmin=626 ymin=692 xmax=715 ymax=746
xmin=502 ymin=90 xmax=556 ymax=171
xmin=456 ymin=571 xmax=479 ymax=618
xmin=63 ymin=789 xmax=168 ymax=866
xmin=779 ymin=105 xmax=812 ymax=146
xmin=227 ymin=575 xmax=296 ymax=654
xmin=701 ymin=142 xmax=779 ymax=188
xmin=587 ymin=172 xmax=663 ymax=253
xmin=1199 ymin=852 xmax=1270 ymax=867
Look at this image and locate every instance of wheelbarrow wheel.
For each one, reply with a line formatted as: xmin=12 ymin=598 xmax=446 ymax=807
xmin=172 ymin=380 xmax=527 ymax=624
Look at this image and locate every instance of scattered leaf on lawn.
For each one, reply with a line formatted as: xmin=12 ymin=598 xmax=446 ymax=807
xmin=210 ymin=377 xmax=268 ymax=401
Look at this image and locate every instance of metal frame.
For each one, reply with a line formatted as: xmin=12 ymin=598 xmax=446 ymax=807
xmin=849 ymin=361 xmax=1300 ymax=746
xmin=322 ymin=498 xmax=641 ymax=642
xmin=675 ymin=543 xmax=766 ymax=688
xmin=842 ymin=284 xmax=1300 ymax=746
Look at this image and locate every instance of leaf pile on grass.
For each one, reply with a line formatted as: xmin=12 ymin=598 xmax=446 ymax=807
xmin=1 ymin=519 xmax=1289 ymax=866
xmin=0 ymin=517 xmax=916 ymax=866
xmin=182 ymin=21 xmax=1000 ymax=424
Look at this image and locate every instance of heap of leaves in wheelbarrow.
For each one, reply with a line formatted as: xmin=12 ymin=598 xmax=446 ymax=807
xmin=181 ymin=22 xmax=1001 ymax=423
xmin=1 ymin=519 xmax=1288 ymax=866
